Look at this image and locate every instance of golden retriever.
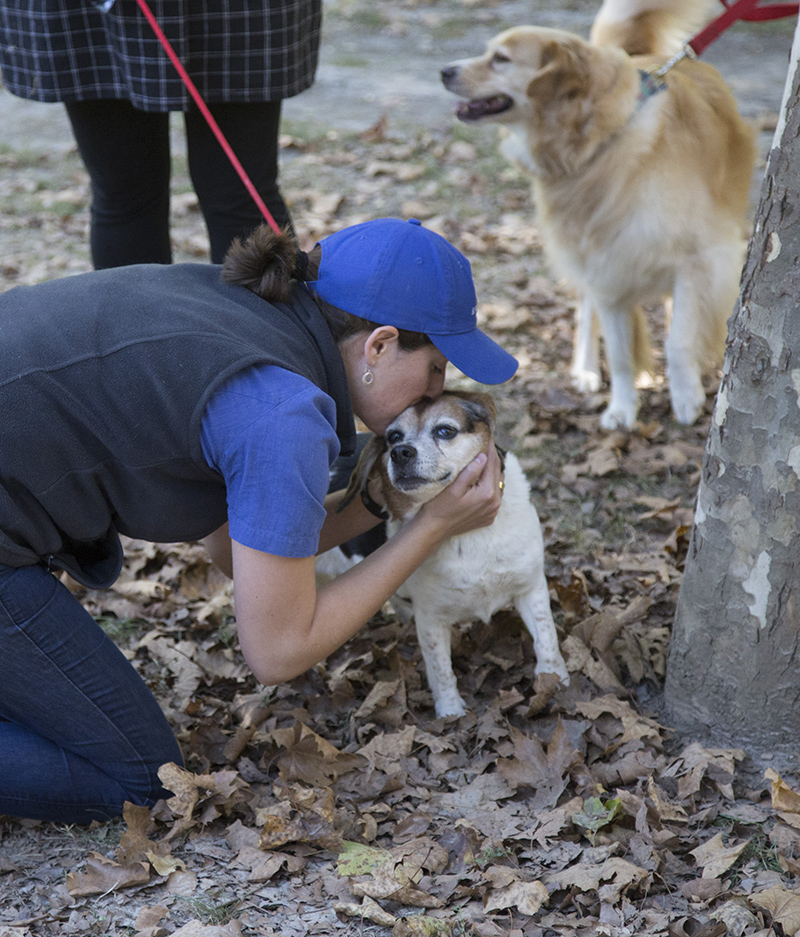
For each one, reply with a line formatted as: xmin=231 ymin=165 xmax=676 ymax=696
xmin=441 ymin=0 xmax=756 ymax=428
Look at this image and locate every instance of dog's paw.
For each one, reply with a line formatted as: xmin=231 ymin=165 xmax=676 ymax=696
xmin=571 ymin=368 xmax=602 ymax=394
xmin=434 ymin=694 xmax=468 ymax=718
xmin=670 ymin=384 xmax=706 ymax=426
xmin=536 ymin=658 xmax=570 ymax=687
xmin=600 ymin=405 xmax=636 ymax=430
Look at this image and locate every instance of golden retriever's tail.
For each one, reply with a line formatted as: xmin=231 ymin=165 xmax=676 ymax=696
xmin=589 ymin=0 xmax=715 ymax=55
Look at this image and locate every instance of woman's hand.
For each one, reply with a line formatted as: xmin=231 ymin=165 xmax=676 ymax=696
xmin=414 ymin=445 xmax=504 ymax=540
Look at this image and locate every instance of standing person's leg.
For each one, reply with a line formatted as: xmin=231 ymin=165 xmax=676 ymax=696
xmin=186 ymin=100 xmax=293 ymax=264
xmin=64 ymin=100 xmax=173 ymax=269
xmin=0 ymin=564 xmax=183 ymax=824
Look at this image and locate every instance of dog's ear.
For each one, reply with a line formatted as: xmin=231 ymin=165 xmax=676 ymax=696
xmin=336 ymin=435 xmax=387 ymax=514
xmin=451 ymin=391 xmax=498 ymax=434
xmin=527 ymin=38 xmax=590 ymax=102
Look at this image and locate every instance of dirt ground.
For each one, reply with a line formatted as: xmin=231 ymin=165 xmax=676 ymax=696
xmin=0 ymin=2 xmax=798 ymax=936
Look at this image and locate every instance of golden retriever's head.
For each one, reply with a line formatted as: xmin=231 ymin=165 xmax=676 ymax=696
xmin=441 ymin=28 xmax=587 ymax=122
xmin=441 ymin=27 xmax=634 ymax=176
xmin=342 ymin=392 xmax=497 ymax=521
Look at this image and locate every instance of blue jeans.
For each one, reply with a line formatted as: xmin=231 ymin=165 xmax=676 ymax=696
xmin=0 ymin=563 xmax=183 ymax=824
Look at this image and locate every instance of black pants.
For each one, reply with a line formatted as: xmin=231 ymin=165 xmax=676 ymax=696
xmin=65 ymin=99 xmax=291 ymax=268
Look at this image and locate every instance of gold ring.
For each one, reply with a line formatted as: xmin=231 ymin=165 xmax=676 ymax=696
xmin=498 ymin=480 xmax=505 ymax=491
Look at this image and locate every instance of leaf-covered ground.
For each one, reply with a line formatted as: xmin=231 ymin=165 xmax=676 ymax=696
xmin=1 ymin=1 xmax=798 ymax=935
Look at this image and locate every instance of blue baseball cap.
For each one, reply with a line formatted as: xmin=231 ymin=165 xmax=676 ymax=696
xmin=309 ymin=218 xmax=518 ymax=385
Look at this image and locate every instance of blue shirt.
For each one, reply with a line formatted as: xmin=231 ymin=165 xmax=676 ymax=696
xmin=200 ymin=364 xmax=341 ymax=558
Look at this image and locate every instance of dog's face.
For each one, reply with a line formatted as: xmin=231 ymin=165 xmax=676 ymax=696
xmin=344 ymin=392 xmax=497 ymax=521
xmin=441 ymin=27 xmax=592 ymax=125
xmin=441 ymin=27 xmax=630 ymax=176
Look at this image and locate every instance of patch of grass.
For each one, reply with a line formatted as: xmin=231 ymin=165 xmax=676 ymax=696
xmin=213 ymin=617 xmax=238 ymax=649
xmin=519 ymin=433 xmax=587 ymax=480
xmin=53 ymin=818 xmax=123 ymax=850
xmin=96 ymin=615 xmax=147 ymax=644
xmin=170 ymin=153 xmax=189 ymax=180
xmin=474 ymin=842 xmax=515 ymax=869
xmin=555 ymin=506 xmax=606 ymax=555
xmin=0 ymin=147 xmax=51 ymax=168
xmin=428 ymin=16 xmax=490 ymax=40
xmin=332 ymin=6 xmax=386 ymax=29
xmin=37 ymin=198 xmax=84 ymax=216
xmin=180 ymin=891 xmax=242 ymax=926
xmin=603 ymin=507 xmax=636 ymax=545
xmin=731 ymin=833 xmax=783 ymax=882
xmin=280 ymin=118 xmax=340 ymax=147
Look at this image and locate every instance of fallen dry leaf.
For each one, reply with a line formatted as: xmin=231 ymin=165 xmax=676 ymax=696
xmin=118 ymin=801 xmax=172 ymax=866
xmin=496 ymin=719 xmax=582 ymax=809
xmin=391 ymin=915 xmax=456 ymax=936
xmin=483 ymin=877 xmax=549 ymax=915
xmin=338 ymin=837 xmax=448 ymax=909
xmin=259 ymin=784 xmax=340 ymax=850
xmin=690 ymin=832 xmax=749 ymax=879
xmin=667 ymin=918 xmax=727 ymax=937
xmin=710 ymin=900 xmax=762 ymax=937
xmin=333 ymin=895 xmax=397 ymax=927
xmin=158 ymin=762 xmax=250 ymax=839
xmin=170 ymin=922 xmax=244 ymax=937
xmin=672 ymin=742 xmax=744 ymax=801
xmin=766 ymin=768 xmax=800 ymax=829
xmin=751 ymin=885 xmax=800 ymax=934
xmin=545 ymin=855 xmax=649 ymax=903
xmin=66 ymin=851 xmax=150 ymax=897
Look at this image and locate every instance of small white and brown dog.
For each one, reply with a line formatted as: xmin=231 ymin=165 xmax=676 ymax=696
xmin=340 ymin=390 xmax=569 ymax=718
xmin=441 ymin=0 xmax=756 ymax=429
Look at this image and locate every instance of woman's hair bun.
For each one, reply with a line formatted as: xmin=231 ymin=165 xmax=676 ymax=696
xmin=221 ymin=224 xmax=303 ymax=302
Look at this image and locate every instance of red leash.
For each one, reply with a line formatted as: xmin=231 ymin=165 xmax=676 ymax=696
xmin=653 ymin=0 xmax=797 ymax=75
xmin=132 ymin=0 xmax=282 ymax=235
xmin=688 ymin=0 xmax=798 ymax=56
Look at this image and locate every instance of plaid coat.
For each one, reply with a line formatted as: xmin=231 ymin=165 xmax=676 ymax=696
xmin=0 ymin=0 xmax=322 ymax=111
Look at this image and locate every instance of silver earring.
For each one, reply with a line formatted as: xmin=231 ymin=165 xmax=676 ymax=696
xmin=362 ymin=368 xmax=374 ymax=385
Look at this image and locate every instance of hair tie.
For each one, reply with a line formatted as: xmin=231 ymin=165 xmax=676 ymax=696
xmin=294 ymin=249 xmax=310 ymax=282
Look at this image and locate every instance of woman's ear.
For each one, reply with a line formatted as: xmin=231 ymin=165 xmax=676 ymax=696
xmin=364 ymin=326 xmax=400 ymax=366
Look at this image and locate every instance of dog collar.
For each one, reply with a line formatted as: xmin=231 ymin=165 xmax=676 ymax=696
xmin=361 ymin=485 xmax=389 ymax=520
xmin=637 ymin=69 xmax=667 ymax=105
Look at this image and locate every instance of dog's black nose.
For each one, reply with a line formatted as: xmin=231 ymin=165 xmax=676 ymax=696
xmin=390 ymin=444 xmax=416 ymax=467
xmin=440 ymin=66 xmax=457 ymax=85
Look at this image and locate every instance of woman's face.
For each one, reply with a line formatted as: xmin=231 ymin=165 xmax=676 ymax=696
xmin=346 ymin=328 xmax=448 ymax=435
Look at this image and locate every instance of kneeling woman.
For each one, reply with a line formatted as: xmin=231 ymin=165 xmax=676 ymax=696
xmin=0 ymin=218 xmax=517 ymax=823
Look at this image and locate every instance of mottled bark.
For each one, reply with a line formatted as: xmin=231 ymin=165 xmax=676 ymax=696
xmin=665 ymin=28 xmax=800 ymax=757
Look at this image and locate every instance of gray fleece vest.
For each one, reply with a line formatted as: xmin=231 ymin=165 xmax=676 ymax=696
xmin=0 ymin=263 xmax=355 ymax=588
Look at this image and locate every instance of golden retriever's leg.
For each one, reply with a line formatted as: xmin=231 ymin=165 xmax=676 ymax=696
xmin=570 ymin=295 xmax=602 ymax=393
xmin=415 ymin=612 xmax=467 ymax=717
xmin=667 ymin=256 xmax=733 ymax=425
xmin=595 ymin=304 xmax=639 ymax=429
xmin=665 ymin=291 xmax=706 ymax=425
xmin=516 ymin=582 xmax=569 ymax=685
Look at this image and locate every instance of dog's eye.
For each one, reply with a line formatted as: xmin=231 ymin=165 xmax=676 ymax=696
xmin=491 ymin=51 xmax=511 ymax=66
xmin=434 ymin=425 xmax=458 ymax=440
xmin=386 ymin=430 xmax=403 ymax=445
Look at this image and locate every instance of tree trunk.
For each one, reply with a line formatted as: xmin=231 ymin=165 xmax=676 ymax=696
xmin=664 ymin=27 xmax=800 ymax=759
